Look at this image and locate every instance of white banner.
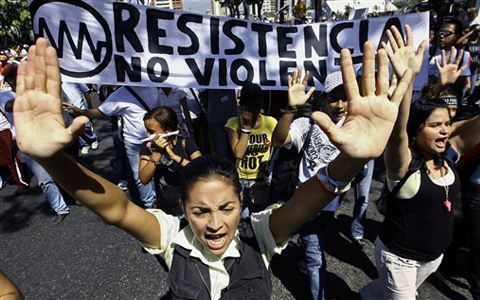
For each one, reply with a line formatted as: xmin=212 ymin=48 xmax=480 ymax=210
xmin=29 ymin=1 xmax=429 ymax=90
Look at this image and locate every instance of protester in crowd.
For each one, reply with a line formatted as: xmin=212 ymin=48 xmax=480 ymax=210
xmin=0 ymin=89 xmax=29 ymax=193
xmin=158 ymin=87 xmax=193 ymax=136
xmin=360 ymin=24 xmax=480 ymax=299
xmin=205 ymin=89 xmax=238 ymax=158
xmin=3 ymin=62 xmax=74 ymax=224
xmin=64 ymin=86 xmax=161 ymax=208
xmin=61 ymin=82 xmax=99 ymax=155
xmin=457 ymin=25 xmax=480 ymax=96
xmin=225 ymin=83 xmax=278 ymax=218
xmin=139 ymin=106 xmax=201 ymax=213
xmin=13 ymin=38 xmax=412 ymax=299
xmin=272 ymin=69 xmax=345 ymax=300
xmin=429 ymin=20 xmax=471 ymax=115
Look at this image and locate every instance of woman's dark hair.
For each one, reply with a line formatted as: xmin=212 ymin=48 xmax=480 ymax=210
xmin=239 ymin=83 xmax=264 ymax=109
xmin=143 ymin=106 xmax=178 ymax=132
xmin=180 ymin=155 xmax=241 ymax=203
xmin=407 ymin=98 xmax=450 ymax=167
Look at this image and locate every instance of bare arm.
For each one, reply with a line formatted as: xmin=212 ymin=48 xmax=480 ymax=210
xmin=270 ymin=42 xmax=412 ymax=244
xmin=450 ymin=115 xmax=480 ymax=156
xmin=226 ymin=125 xmax=250 ymax=159
xmin=382 ymin=25 xmax=426 ymax=180
xmin=13 ymin=38 xmax=161 ymax=249
xmin=62 ymin=102 xmax=108 ymax=120
xmin=83 ymin=91 xmax=93 ymax=109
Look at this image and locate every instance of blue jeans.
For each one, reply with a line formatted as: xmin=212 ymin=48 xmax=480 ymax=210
xmin=22 ymin=154 xmax=69 ymax=215
xmin=124 ymin=141 xmax=156 ymax=207
xmin=239 ymin=178 xmax=253 ymax=219
xmin=112 ymin=118 xmax=127 ymax=183
xmin=299 ymin=210 xmax=336 ymax=300
xmin=351 ymin=159 xmax=374 ymax=239
xmin=78 ymin=121 xmax=98 ymax=149
xmin=471 ymin=70 xmax=478 ymax=96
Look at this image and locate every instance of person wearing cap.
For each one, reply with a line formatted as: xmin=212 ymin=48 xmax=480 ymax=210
xmin=225 ymin=83 xmax=278 ymax=218
xmin=271 ymin=69 xmax=347 ymax=300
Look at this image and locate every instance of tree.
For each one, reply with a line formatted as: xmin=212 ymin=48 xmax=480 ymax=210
xmin=335 ymin=4 xmax=353 ymax=20
xmin=219 ymin=0 xmax=242 ymax=17
xmin=0 ymin=0 xmax=33 ymax=49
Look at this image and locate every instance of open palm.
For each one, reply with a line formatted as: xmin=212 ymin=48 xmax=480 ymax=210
xmin=313 ymin=42 xmax=412 ymax=159
xmin=14 ymin=38 xmax=87 ymax=159
xmin=382 ymin=24 xmax=427 ymax=78
xmin=288 ymin=69 xmax=315 ymax=107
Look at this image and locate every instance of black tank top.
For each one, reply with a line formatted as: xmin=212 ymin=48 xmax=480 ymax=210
xmin=379 ymin=160 xmax=461 ymax=261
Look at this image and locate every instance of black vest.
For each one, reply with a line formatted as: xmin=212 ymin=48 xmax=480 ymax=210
xmin=165 ymin=218 xmax=272 ymax=299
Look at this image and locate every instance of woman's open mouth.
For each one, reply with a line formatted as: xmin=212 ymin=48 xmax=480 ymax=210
xmin=435 ymin=137 xmax=448 ymax=149
xmin=205 ymin=233 xmax=227 ymax=249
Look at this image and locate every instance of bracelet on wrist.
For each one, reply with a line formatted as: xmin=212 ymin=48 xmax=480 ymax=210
xmin=241 ymin=128 xmax=252 ymax=134
xmin=316 ymin=165 xmax=351 ymax=195
xmin=178 ymin=157 xmax=184 ymax=165
xmin=281 ymin=105 xmax=298 ymax=114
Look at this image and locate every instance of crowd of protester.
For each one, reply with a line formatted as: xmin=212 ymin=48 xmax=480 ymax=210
xmin=4 ymin=1 xmax=480 ymax=300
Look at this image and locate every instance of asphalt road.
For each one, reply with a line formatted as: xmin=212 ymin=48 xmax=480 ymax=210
xmin=0 ymin=95 xmax=474 ymax=299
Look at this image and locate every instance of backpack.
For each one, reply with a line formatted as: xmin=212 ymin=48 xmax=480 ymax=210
xmin=264 ymin=119 xmax=314 ymax=202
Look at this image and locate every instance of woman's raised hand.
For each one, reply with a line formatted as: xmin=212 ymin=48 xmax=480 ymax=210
xmin=382 ymin=24 xmax=427 ymax=78
xmin=14 ymin=38 xmax=88 ymax=160
xmin=312 ymin=42 xmax=412 ymax=160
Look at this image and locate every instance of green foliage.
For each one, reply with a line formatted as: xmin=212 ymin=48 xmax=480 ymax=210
xmin=0 ymin=0 xmax=33 ymax=49
xmin=335 ymin=4 xmax=353 ymax=20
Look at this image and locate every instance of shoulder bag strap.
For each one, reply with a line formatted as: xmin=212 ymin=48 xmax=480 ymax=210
xmin=125 ymin=86 xmax=151 ymax=112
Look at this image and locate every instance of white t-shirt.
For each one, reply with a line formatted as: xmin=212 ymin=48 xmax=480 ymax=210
xmin=143 ymin=205 xmax=288 ymax=300
xmin=61 ymin=82 xmax=89 ymax=109
xmin=0 ymin=90 xmax=73 ymax=137
xmin=99 ymin=86 xmax=161 ymax=144
xmin=0 ymin=108 xmax=11 ymax=132
xmin=0 ymin=90 xmax=15 ymax=128
xmin=286 ymin=116 xmax=345 ymax=211
xmin=158 ymin=88 xmax=187 ymax=125
xmin=429 ymin=49 xmax=471 ymax=78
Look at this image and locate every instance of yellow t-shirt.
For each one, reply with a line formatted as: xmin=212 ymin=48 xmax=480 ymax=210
xmin=225 ymin=114 xmax=278 ymax=179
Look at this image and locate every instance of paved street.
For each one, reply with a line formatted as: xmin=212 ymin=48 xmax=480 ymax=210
xmin=0 ymin=96 xmax=474 ymax=299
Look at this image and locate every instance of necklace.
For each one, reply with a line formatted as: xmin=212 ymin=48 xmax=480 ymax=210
xmin=439 ymin=168 xmax=452 ymax=212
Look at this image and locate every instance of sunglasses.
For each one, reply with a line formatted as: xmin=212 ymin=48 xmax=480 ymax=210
xmin=439 ymin=30 xmax=455 ymax=37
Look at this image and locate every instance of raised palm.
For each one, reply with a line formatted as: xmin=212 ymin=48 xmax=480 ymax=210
xmin=382 ymin=24 xmax=427 ymax=77
xmin=287 ymin=69 xmax=315 ymax=107
xmin=313 ymin=42 xmax=412 ymax=159
xmin=14 ymin=38 xmax=88 ymax=160
xmin=435 ymin=47 xmax=468 ymax=87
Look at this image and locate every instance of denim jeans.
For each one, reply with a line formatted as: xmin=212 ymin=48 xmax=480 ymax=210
xmin=299 ymin=211 xmax=335 ymax=300
xmin=21 ymin=153 xmax=69 ymax=215
xmin=78 ymin=121 xmax=98 ymax=149
xmin=463 ymin=184 xmax=480 ymax=299
xmin=351 ymin=159 xmax=374 ymax=239
xmin=124 ymin=141 xmax=156 ymax=207
xmin=359 ymin=238 xmax=443 ymax=300
xmin=470 ymin=70 xmax=478 ymax=97
xmin=239 ymin=178 xmax=253 ymax=219
xmin=112 ymin=118 xmax=127 ymax=183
